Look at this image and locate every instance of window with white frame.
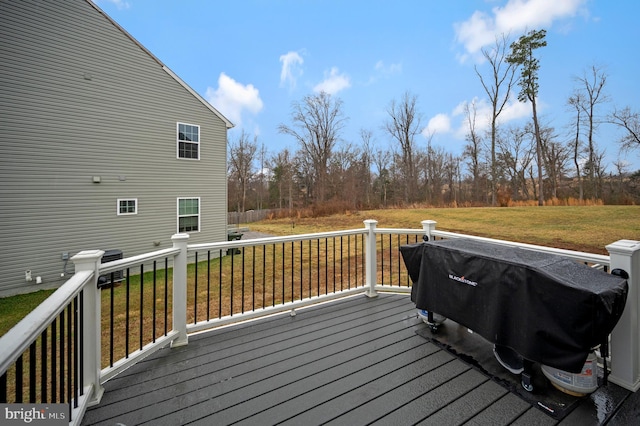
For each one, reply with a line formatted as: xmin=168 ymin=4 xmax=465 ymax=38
xmin=117 ymin=198 xmax=137 ymax=215
xmin=177 ymin=122 xmax=200 ymax=159
xmin=177 ymin=197 xmax=200 ymax=232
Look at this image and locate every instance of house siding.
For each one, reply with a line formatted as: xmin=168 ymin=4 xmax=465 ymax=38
xmin=0 ymin=0 xmax=230 ymax=296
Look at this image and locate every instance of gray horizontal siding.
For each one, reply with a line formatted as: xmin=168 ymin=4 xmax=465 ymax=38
xmin=0 ymin=0 xmax=229 ymax=295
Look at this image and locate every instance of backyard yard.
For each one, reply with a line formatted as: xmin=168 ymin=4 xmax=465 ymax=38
xmin=1 ymin=205 xmax=638 ymax=338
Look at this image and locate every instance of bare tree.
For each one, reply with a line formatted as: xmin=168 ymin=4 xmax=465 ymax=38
xmin=507 ymin=29 xmax=547 ymax=206
xmin=419 ymin=138 xmax=447 ymax=205
xmin=539 ymin=126 xmax=568 ymax=199
xmin=497 ymin=125 xmax=534 ymax=201
xmin=592 ymin=148 xmax=607 ymax=198
xmin=373 ymin=148 xmax=392 ymax=206
xmin=293 ymin=151 xmax=314 ymax=206
xmin=609 ymin=106 xmax=640 ymax=152
xmin=611 ymin=157 xmax=630 ymax=203
xmin=278 ymin=91 xmax=347 ymax=203
xmin=269 ymin=149 xmax=295 ymax=211
xmin=328 ymin=142 xmax=358 ymax=202
xmin=567 ymin=92 xmax=585 ymax=200
xmin=257 ymin=142 xmax=267 ymax=210
xmin=443 ymin=153 xmax=461 ymax=205
xmin=475 ymin=34 xmax=517 ymax=206
xmin=359 ymin=129 xmax=374 ymax=207
xmin=228 ymin=130 xmax=257 ymax=213
xmin=574 ymin=65 xmax=609 ymax=198
xmin=462 ymin=99 xmax=483 ymax=202
xmin=383 ymin=91 xmax=422 ymax=203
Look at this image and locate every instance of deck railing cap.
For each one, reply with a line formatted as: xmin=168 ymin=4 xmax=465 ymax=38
xmin=606 ymin=240 xmax=640 ymax=254
xmin=172 ymin=233 xmax=190 ymax=242
xmin=71 ymin=249 xmax=105 ymax=262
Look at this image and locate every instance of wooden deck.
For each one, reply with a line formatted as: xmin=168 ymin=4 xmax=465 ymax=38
xmin=81 ymin=293 xmax=639 ymax=425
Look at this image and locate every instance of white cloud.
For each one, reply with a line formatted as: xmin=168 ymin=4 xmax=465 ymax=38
xmin=279 ymin=51 xmax=304 ymax=90
xmin=313 ymin=67 xmax=351 ymax=95
xmin=431 ymin=96 xmax=532 ymax=140
xmin=375 ymin=60 xmax=403 ymax=76
xmin=495 ymin=99 xmax=532 ymax=123
xmin=365 ymin=61 xmax=403 ymax=85
xmin=454 ymin=11 xmax=497 ymax=60
xmin=425 ymin=114 xmax=452 ymax=137
xmin=452 ymin=98 xmax=493 ymax=136
xmin=495 ymin=0 xmax=586 ymax=33
xmin=454 ymin=0 xmax=588 ymax=61
xmin=206 ymin=73 xmax=263 ymax=127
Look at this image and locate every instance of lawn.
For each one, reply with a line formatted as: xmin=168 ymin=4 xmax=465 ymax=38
xmin=2 ymin=205 xmax=638 ymax=338
xmin=250 ymin=205 xmax=640 ymax=255
xmin=0 ymin=289 xmax=55 ymax=336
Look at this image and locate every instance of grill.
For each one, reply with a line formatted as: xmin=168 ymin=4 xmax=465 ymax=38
xmin=401 ymin=239 xmax=628 ymax=390
xmin=98 ymin=249 xmax=124 ymax=288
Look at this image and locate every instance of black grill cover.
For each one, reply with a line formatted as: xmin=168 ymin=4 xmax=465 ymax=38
xmin=400 ymin=239 xmax=628 ymax=373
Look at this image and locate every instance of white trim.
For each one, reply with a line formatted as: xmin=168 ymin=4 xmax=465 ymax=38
xmin=163 ymin=67 xmax=234 ymax=129
xmin=177 ymin=197 xmax=201 ymax=233
xmin=117 ymin=198 xmax=138 ymax=215
xmin=176 ymin=122 xmax=200 ymax=160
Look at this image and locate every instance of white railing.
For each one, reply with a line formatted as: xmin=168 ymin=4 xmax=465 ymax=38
xmin=1 ymin=219 xmax=638 ymax=426
xmin=185 ymin=226 xmax=372 ymax=333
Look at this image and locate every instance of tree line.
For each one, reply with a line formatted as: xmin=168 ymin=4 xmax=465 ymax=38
xmin=228 ymin=30 xmax=640 ymax=214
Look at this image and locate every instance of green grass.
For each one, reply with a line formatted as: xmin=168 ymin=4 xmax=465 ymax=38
xmin=0 ymin=289 xmax=55 ymax=336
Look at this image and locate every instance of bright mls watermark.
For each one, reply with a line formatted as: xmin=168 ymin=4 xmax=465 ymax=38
xmin=1 ymin=404 xmax=67 ymax=425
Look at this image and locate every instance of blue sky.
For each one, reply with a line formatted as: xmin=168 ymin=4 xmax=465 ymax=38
xmin=95 ymin=0 xmax=640 ymax=172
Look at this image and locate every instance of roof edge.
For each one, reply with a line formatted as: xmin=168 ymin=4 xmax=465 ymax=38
xmin=162 ymin=66 xmax=234 ymax=129
xmin=86 ymin=0 xmax=234 ymax=129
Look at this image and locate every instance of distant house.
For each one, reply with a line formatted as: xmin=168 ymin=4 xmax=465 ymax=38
xmin=0 ymin=0 xmax=233 ymax=296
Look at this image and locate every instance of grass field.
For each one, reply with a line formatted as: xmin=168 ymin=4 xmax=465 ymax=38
xmin=249 ymin=205 xmax=640 ymax=255
xmin=1 ymin=205 xmax=638 ymax=338
xmin=0 ymin=289 xmax=55 ymax=336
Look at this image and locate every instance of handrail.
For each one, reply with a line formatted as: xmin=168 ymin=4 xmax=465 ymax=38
xmin=99 ymin=247 xmax=180 ymax=275
xmin=431 ymin=229 xmax=610 ymax=265
xmin=188 ymin=228 xmax=366 ymax=251
xmin=375 ymin=227 xmax=426 ymax=235
xmin=0 ymin=269 xmax=93 ymax=375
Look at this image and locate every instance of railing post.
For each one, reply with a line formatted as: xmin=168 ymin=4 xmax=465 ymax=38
xmin=421 ymin=220 xmax=437 ymax=241
xmin=171 ymin=233 xmax=190 ymax=348
xmin=364 ymin=219 xmax=378 ymax=298
xmin=72 ymin=250 xmax=105 ymax=406
xmin=607 ymin=239 xmax=640 ymax=392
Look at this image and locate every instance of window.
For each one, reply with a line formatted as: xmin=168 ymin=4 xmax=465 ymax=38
xmin=177 ymin=197 xmax=200 ymax=232
xmin=177 ymin=122 xmax=199 ymax=159
xmin=117 ymin=198 xmax=137 ymax=215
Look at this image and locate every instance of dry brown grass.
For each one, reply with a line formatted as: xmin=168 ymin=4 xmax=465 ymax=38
xmin=249 ymin=205 xmax=640 ymax=255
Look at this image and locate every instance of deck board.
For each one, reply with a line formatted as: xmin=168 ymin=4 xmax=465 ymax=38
xmin=463 ymin=393 xmax=532 ymax=425
xmin=82 ymin=293 xmax=633 ymax=426
xmin=281 ymin=350 xmax=458 ymax=426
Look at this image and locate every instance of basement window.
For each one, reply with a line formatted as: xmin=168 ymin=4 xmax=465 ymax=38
xmin=117 ymin=199 xmax=138 ymax=215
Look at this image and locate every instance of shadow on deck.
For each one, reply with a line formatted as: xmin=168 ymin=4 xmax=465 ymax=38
xmin=82 ymin=294 xmax=639 ymax=425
